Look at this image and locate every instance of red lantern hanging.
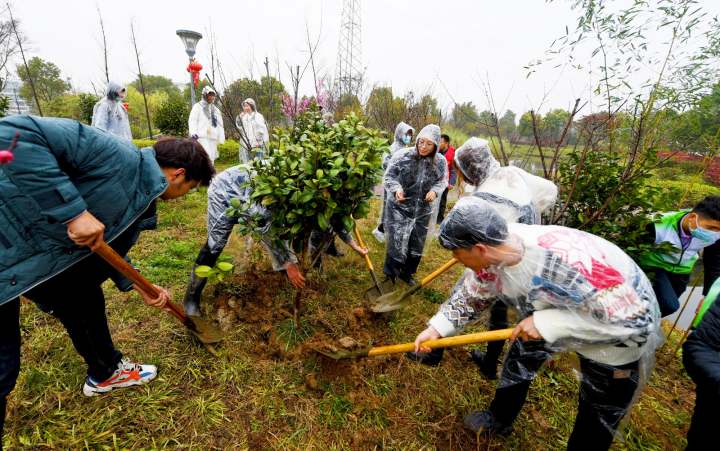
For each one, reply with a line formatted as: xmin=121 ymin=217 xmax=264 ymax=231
xmin=187 ymin=59 xmax=203 ymax=88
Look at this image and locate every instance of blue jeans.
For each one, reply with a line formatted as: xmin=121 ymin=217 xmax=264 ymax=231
xmin=649 ymin=269 xmax=690 ymax=317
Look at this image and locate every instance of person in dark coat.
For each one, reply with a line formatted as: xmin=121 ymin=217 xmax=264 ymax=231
xmin=683 ymin=277 xmax=720 ymax=451
xmin=0 ymin=116 xmax=215 ymax=445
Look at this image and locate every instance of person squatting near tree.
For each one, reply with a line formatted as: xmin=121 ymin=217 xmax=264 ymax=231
xmin=683 ymin=276 xmax=720 ymax=451
xmin=91 ymin=81 xmax=132 ymax=141
xmin=413 ymin=197 xmax=661 ymax=450
xmin=0 ymin=116 xmax=215 ymax=446
xmin=182 ymin=165 xmax=368 ymax=317
xmin=436 ymin=134 xmax=455 ymax=224
xmin=189 ymin=86 xmax=226 ymax=164
xmin=637 ymin=196 xmax=720 ymax=317
xmin=372 ymin=121 xmax=414 ymax=243
xmin=381 ymin=124 xmax=447 ymax=287
xmin=406 ymin=137 xmax=558 ymax=376
xmin=236 ymin=98 xmax=270 ymax=164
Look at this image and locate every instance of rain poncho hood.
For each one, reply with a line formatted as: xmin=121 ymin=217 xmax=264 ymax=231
xmin=454 ymin=137 xmax=501 ymax=186
xmin=415 ymin=124 xmax=441 ymax=151
xmin=202 ymin=85 xmax=217 ymax=99
xmin=243 ymin=98 xmax=257 ymax=111
xmin=91 ymin=81 xmax=132 ymax=140
xmin=105 ymin=81 xmax=125 ymax=101
xmin=439 ymin=196 xmax=509 ymax=247
xmin=393 ymin=121 xmax=414 ymax=149
xmin=383 ymin=121 xmax=415 ymax=168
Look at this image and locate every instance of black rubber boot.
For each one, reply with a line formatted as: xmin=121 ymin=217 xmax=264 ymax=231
xmin=469 ymin=350 xmax=499 ymax=380
xmin=183 ymin=267 xmax=207 ymax=317
xmin=463 ymin=410 xmax=513 ymax=436
xmin=405 ymin=348 xmax=444 ymax=367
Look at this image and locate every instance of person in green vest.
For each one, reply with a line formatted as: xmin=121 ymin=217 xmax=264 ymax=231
xmin=638 ymin=196 xmax=720 ymax=317
xmin=691 ymin=277 xmax=720 ymax=328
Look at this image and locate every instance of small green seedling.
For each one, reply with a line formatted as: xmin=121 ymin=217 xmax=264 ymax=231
xmin=195 ymin=255 xmax=235 ymax=284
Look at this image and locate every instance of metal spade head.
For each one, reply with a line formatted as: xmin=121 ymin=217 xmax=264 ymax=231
xmin=312 ymin=344 xmax=371 ymax=360
xmin=370 ymin=288 xmax=413 ymax=313
xmin=185 ymin=316 xmax=224 ymax=344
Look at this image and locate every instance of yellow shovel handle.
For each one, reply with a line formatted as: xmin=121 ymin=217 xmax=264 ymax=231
xmin=419 ymin=258 xmax=458 ymax=287
xmin=353 ymin=225 xmax=375 ymax=272
xmin=367 ymin=328 xmax=514 ymax=357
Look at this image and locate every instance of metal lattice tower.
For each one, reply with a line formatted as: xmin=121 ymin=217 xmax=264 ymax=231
xmin=335 ymin=0 xmax=362 ymax=97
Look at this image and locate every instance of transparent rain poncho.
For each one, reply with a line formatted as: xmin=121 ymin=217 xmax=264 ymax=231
xmin=189 ymin=86 xmax=225 ymax=163
xmin=383 ymin=124 xmax=447 ymax=264
xmin=429 ymin=197 xmax=662 ymax=437
xmin=236 ymin=97 xmax=269 ymax=163
xmin=206 ymin=166 xmax=295 ymax=269
xmin=91 ymin=81 xmax=132 ymax=140
xmin=455 ymin=137 xmax=558 ymax=225
xmin=376 ymin=122 xmax=415 ymax=231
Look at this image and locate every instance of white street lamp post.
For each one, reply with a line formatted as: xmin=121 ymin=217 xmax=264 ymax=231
xmin=176 ymin=29 xmax=203 ymax=107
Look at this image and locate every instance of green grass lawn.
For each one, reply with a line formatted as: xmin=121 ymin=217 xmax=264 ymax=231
xmin=4 ymin=168 xmax=696 ymax=449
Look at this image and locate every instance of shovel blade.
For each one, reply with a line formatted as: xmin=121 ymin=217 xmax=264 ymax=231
xmin=364 ymin=285 xmax=382 ymax=302
xmin=312 ymin=345 xmax=370 ymax=360
xmin=371 ymin=289 xmax=410 ymax=313
xmin=185 ymin=316 xmax=224 ymax=344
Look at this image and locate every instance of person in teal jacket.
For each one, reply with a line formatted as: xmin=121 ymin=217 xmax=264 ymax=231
xmin=638 ymin=196 xmax=720 ymax=317
xmin=0 ymin=116 xmax=215 ymax=445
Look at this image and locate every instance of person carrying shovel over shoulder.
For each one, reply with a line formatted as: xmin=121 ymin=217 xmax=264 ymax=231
xmin=182 ymin=165 xmax=368 ymax=317
xmin=413 ymin=197 xmax=661 ymax=450
xmin=406 ymin=137 xmax=558 ymax=374
xmin=0 ymin=116 xmax=215 ymax=444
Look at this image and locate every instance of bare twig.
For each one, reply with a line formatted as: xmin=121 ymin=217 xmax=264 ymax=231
xmin=96 ymin=5 xmax=109 ymax=84
xmin=8 ymin=3 xmax=41 ymax=115
xmin=530 ymin=110 xmax=549 ymax=178
xmin=130 ymin=20 xmax=152 ymax=138
xmin=549 ymin=98 xmax=583 ymax=180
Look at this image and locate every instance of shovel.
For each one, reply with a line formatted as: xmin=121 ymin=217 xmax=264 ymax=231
xmin=314 ymin=328 xmax=514 ymax=360
xmin=94 ymin=241 xmax=224 ymax=345
xmin=354 ymin=225 xmax=384 ymax=301
xmin=371 ymin=258 xmax=459 ymax=313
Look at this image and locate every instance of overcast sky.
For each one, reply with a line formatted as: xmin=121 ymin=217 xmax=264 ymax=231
xmin=13 ymin=0 xmax=720 ymax=117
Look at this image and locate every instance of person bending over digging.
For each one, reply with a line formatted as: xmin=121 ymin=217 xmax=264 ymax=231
xmin=637 ymin=195 xmax=720 ymax=317
xmin=182 ymin=165 xmax=368 ymax=317
xmin=406 ymin=137 xmax=558 ymax=377
xmin=413 ymin=197 xmax=661 ymax=450
xmin=0 ymin=116 xmax=215 ymax=444
xmin=381 ymin=124 xmax=447 ymax=287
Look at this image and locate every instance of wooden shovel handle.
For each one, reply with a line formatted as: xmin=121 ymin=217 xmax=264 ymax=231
xmin=419 ymin=258 xmax=458 ymax=287
xmin=94 ymin=241 xmax=187 ymax=321
xmin=367 ymin=328 xmax=514 ymax=357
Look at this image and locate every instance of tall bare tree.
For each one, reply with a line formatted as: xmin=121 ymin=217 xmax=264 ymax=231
xmin=130 ymin=20 xmax=152 ymax=138
xmin=96 ymin=5 xmax=109 ymax=84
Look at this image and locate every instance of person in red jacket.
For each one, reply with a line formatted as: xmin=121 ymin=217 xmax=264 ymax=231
xmin=437 ymin=134 xmax=455 ymax=223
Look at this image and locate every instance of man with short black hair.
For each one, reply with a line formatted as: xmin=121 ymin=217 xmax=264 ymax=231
xmin=638 ymin=195 xmax=720 ymax=316
xmin=0 ymin=116 xmax=215 ymax=444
